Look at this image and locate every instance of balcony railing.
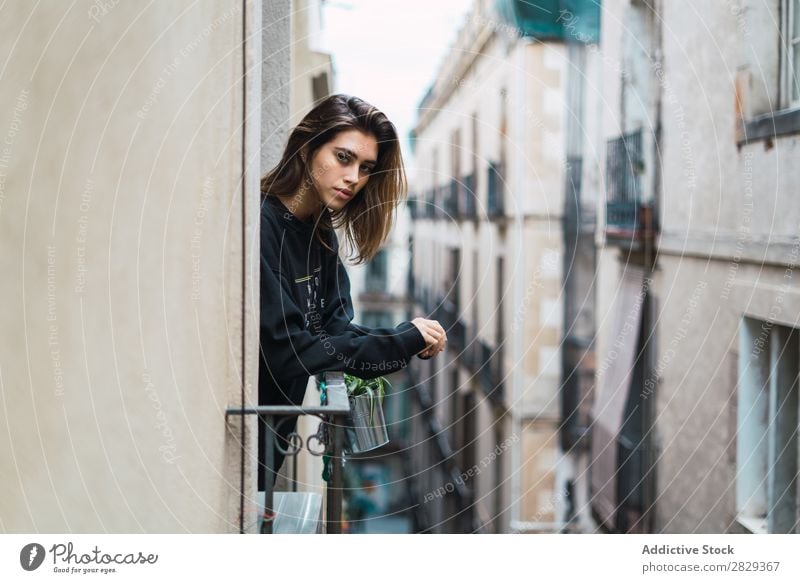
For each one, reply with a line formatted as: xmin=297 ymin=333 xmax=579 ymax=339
xmin=443 ymin=180 xmax=458 ymax=218
xmin=414 ymin=286 xmax=505 ymax=407
xmin=424 ymin=188 xmax=435 ymax=218
xmin=433 ymin=296 xmax=466 ymax=352
xmin=226 ymin=372 xmax=350 ymax=534
xmin=416 ymin=175 xmax=478 ymax=221
xmin=407 ymin=195 xmax=419 ymax=220
xmin=461 ymin=172 xmax=477 ymax=220
xmin=605 ymin=130 xmax=656 ymax=246
xmin=434 ymin=184 xmax=446 ymax=219
xmin=487 ymin=161 xmax=505 ymax=218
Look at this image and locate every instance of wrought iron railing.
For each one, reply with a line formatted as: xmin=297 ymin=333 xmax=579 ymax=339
xmin=462 ymin=172 xmax=477 ymax=219
xmin=418 ymin=189 xmax=430 ymax=218
xmin=226 ymin=372 xmax=350 ymax=534
xmin=605 ymin=130 xmax=654 ymax=243
xmin=415 ymin=286 xmax=505 ymax=406
xmin=445 ymin=179 xmax=459 ymax=217
xmin=487 ymin=161 xmax=505 ymax=218
xmin=407 ymin=195 xmax=419 ymax=219
xmin=432 ymin=296 xmax=466 ymax=352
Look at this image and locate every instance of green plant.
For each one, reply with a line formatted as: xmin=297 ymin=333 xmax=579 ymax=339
xmin=344 ymin=374 xmax=391 ymax=424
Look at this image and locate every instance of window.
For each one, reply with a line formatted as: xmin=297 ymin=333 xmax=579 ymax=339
xmin=783 ymin=0 xmax=800 ymax=107
xmin=365 ymin=249 xmax=388 ymax=292
xmin=361 ymin=310 xmax=393 ymax=329
xmin=737 ymin=318 xmax=799 ymax=533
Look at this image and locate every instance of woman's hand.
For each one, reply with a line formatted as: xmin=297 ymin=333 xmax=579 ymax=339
xmin=411 ymin=317 xmax=447 ymax=359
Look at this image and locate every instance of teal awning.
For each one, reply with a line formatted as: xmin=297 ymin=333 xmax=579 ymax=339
xmin=494 ymin=0 xmax=601 ymax=43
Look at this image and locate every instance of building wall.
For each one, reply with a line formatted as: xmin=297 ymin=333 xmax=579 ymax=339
xmin=290 ymin=0 xmax=332 ymax=123
xmin=277 ymin=0 xmax=335 ymax=507
xmin=0 ymin=0 xmax=264 ymax=532
xmin=409 ymin=4 xmax=567 ymax=532
xmin=653 ymin=0 xmax=800 ymax=533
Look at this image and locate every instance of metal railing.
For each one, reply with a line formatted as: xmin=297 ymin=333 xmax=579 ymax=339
xmin=487 ymin=161 xmax=505 ymax=218
xmin=432 ymin=296 xmax=465 ymax=353
xmin=445 ymin=179 xmax=459 ymax=217
xmin=605 ymin=130 xmax=644 ymax=236
xmin=226 ymin=372 xmax=350 ymax=534
xmin=407 ymin=195 xmax=419 ymax=219
xmin=415 ymin=286 xmax=505 ymax=406
xmin=462 ymin=172 xmax=477 ymax=219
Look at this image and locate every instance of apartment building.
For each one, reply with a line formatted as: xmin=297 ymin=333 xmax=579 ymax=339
xmin=406 ymin=0 xmax=601 ymax=533
xmin=588 ymin=0 xmax=800 ymax=533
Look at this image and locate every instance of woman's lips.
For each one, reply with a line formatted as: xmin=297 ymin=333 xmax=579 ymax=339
xmin=334 ymin=188 xmax=352 ymax=200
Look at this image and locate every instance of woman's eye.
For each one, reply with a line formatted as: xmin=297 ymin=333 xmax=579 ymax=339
xmin=337 ymin=152 xmax=349 ymax=163
xmin=360 ymin=165 xmax=371 ymax=174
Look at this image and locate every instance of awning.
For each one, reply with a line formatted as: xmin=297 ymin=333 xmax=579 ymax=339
xmin=589 ymin=265 xmax=645 ymax=529
xmin=494 ymin=0 xmax=602 ymax=44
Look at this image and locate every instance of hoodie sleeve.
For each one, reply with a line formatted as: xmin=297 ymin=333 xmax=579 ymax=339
xmin=260 ymin=225 xmax=427 ymax=386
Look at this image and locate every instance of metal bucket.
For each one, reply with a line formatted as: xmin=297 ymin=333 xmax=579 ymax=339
xmin=343 ymin=393 xmax=389 ymax=454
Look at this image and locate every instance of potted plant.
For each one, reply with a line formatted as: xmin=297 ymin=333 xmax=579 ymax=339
xmin=342 ymin=373 xmax=391 ymax=454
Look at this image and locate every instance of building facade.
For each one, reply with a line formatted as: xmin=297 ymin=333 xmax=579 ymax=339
xmin=0 ymin=0 xmax=268 ymax=532
xmin=588 ymin=0 xmax=800 ymax=534
xmin=407 ymin=0 xmax=588 ymax=533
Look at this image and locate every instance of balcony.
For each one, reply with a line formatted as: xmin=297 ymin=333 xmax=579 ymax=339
xmin=424 ymin=188 xmax=435 ymax=218
xmin=417 ymin=176 xmax=478 ymax=222
xmin=226 ymin=372 xmax=350 ymax=534
xmin=407 ymin=194 xmax=420 ymax=220
xmin=434 ymin=184 xmax=446 ymax=220
xmin=461 ymin=172 xmax=477 ymax=220
xmin=487 ymin=161 xmax=505 ymax=219
xmin=444 ymin=179 xmax=460 ymax=218
xmin=414 ymin=286 xmax=505 ymax=407
xmin=412 ymin=188 xmax=435 ymax=219
xmin=433 ymin=296 xmax=466 ymax=353
xmin=605 ymin=130 xmax=656 ymax=248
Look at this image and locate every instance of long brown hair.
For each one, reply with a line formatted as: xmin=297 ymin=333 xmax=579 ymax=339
xmin=261 ymin=94 xmax=407 ymax=264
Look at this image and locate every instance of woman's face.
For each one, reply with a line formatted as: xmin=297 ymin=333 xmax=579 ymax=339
xmin=308 ymin=129 xmax=378 ymax=212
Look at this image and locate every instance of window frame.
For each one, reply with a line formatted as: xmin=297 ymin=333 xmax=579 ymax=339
xmin=782 ymin=0 xmax=800 ymax=108
xmin=736 ymin=316 xmax=799 ymax=534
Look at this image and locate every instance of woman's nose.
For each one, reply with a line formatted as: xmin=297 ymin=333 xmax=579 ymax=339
xmin=343 ymin=163 xmax=359 ymax=184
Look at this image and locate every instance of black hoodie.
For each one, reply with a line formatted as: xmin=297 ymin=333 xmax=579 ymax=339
xmin=258 ymin=195 xmax=427 ymax=488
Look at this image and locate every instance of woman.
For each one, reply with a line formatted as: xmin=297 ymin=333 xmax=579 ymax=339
xmin=259 ymin=94 xmax=447 ymax=492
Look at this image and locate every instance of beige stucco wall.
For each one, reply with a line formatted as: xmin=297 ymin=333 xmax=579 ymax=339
xmin=652 ymin=0 xmax=800 ymax=533
xmin=0 ymin=0 xmax=261 ymax=532
xmin=408 ymin=9 xmax=568 ymax=530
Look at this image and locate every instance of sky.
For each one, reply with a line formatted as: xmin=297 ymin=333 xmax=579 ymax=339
xmin=322 ymin=0 xmax=475 ymax=182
